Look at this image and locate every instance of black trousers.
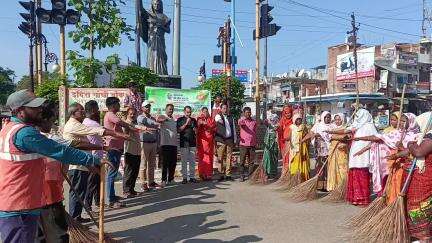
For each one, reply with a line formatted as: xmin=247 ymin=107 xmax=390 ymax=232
xmin=68 ymin=170 xmax=89 ymax=219
xmin=85 ymin=167 xmax=100 ymax=209
xmin=123 ymin=153 xmax=141 ymax=193
xmin=161 ymin=145 xmax=177 ymax=182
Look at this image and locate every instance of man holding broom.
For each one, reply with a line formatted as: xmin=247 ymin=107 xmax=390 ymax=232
xmin=0 ymin=90 xmax=112 ymax=243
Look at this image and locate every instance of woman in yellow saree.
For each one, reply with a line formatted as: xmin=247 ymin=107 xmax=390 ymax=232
xmin=288 ymin=113 xmax=310 ymax=181
xmin=326 ymin=113 xmax=349 ymax=191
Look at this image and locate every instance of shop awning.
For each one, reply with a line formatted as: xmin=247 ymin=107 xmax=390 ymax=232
xmin=375 ymin=64 xmax=411 ymax=75
xmin=296 ymin=93 xmax=390 ymax=103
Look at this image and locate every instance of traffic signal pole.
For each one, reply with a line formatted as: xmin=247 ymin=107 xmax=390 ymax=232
xmin=255 ymin=0 xmax=260 ymax=122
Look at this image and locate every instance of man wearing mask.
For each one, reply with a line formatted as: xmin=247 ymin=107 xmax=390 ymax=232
xmin=0 ymin=90 xmax=109 ymax=243
xmin=215 ymin=104 xmax=237 ymax=181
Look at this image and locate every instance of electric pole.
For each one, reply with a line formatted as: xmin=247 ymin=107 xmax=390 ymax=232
xmin=36 ymin=0 xmax=43 ymax=85
xmin=231 ymin=0 xmax=236 ymax=75
xmin=135 ymin=0 xmax=142 ymax=66
xmin=173 ymin=0 xmax=181 ymax=75
xmin=347 ymin=12 xmax=359 ymax=108
xmin=255 ymin=0 xmax=260 ymax=121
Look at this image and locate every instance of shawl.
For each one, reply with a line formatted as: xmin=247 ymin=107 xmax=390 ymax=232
xmin=311 ymin=111 xmax=334 ymax=149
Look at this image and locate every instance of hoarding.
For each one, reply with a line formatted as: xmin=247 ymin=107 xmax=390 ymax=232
xmin=144 ymin=86 xmax=211 ymax=117
xmin=336 ymin=47 xmax=375 ymax=81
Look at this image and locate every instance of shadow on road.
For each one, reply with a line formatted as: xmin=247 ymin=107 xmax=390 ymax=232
xmin=104 ymin=181 xmax=229 ymax=223
xmin=113 ymin=210 xmax=262 ymax=242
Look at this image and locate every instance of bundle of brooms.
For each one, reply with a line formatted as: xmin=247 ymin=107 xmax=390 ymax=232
xmin=350 ymin=161 xmax=415 ymax=243
xmin=284 ymin=144 xmax=338 ymax=202
xmin=248 ymin=163 xmax=268 ymax=185
xmin=319 ymin=176 xmax=347 ymax=203
xmin=346 ymin=172 xmax=393 ymax=228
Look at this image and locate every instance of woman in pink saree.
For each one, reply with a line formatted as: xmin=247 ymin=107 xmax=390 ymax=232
xmin=197 ymin=107 xmax=217 ymax=180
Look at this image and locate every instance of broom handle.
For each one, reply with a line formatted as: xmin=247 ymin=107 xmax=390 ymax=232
xmin=61 ymin=170 xmax=99 ymax=228
xmin=396 ymin=84 xmax=406 ymax=129
xmin=316 ymin=141 xmax=340 ymax=176
xmin=99 ymin=163 xmax=106 ymax=243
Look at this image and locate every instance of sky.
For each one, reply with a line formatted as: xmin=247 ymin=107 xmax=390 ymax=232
xmin=0 ymin=0 xmax=426 ymax=88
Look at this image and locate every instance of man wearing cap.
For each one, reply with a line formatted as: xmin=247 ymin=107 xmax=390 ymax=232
xmin=137 ymin=100 xmax=161 ymax=190
xmin=0 ymin=90 xmax=108 ymax=243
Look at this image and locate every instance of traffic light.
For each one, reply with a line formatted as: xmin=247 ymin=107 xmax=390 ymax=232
xmin=18 ymin=1 xmax=36 ymax=37
xmin=253 ymin=3 xmax=281 ymax=40
xmin=36 ymin=0 xmax=80 ymax=25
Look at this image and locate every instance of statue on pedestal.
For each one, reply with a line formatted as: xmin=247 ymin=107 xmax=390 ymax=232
xmin=141 ymin=0 xmax=171 ymax=75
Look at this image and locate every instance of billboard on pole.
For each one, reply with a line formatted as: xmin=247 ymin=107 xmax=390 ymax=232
xmin=336 ymin=47 xmax=375 ymax=81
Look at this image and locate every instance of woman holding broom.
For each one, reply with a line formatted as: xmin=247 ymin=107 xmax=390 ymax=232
xmin=301 ymin=111 xmax=333 ymax=191
xmin=328 ymin=108 xmax=378 ymax=206
xmin=325 ymin=113 xmax=349 ymax=191
xmin=276 ymin=106 xmax=293 ymax=182
xmin=288 ymin=112 xmax=310 ymax=182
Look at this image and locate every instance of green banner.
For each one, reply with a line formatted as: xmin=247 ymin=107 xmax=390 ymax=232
xmin=145 ymin=86 xmax=211 ymax=117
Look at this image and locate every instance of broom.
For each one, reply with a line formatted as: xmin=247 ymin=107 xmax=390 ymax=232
xmin=351 ymin=160 xmax=414 ymax=243
xmin=248 ymin=162 xmax=268 ymax=185
xmin=352 ymin=112 xmax=432 ymax=242
xmin=275 ymin=143 xmax=292 ymax=185
xmin=62 ymin=169 xmax=118 ymax=243
xmin=284 ymin=143 xmax=338 ymax=202
xmin=319 ymin=177 xmax=347 ymax=203
xmin=276 ymin=172 xmax=302 ymax=192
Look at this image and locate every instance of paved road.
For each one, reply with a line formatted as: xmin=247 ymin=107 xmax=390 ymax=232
xmin=73 ymin=179 xmax=361 ymax=243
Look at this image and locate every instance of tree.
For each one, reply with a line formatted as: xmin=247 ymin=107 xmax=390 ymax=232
xmin=68 ymin=0 xmax=133 ymax=57
xmin=113 ymin=65 xmax=158 ymax=93
xmin=68 ymin=51 xmax=103 ymax=87
xmin=35 ymin=73 xmax=68 ymax=104
xmin=0 ymin=67 xmax=16 ymax=105
xmin=16 ymin=72 xmax=61 ymax=91
xmin=198 ymin=75 xmax=245 ymax=118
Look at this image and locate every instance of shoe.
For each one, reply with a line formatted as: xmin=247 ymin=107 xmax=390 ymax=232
xmin=218 ymin=176 xmax=225 ymax=182
xmin=161 ymin=181 xmax=166 ymax=188
xmin=115 ymin=195 xmax=124 ymax=201
xmin=240 ymin=175 xmax=245 ymax=182
xmin=189 ymin=178 xmax=198 ymax=183
xmin=109 ymin=201 xmax=126 ymax=209
xmin=225 ymin=176 xmax=234 ymax=181
xmin=142 ymin=183 xmax=150 ymax=192
xmin=131 ymin=190 xmax=138 ymax=196
xmin=182 ymin=179 xmax=188 ymax=184
xmin=149 ymin=182 xmax=161 ymax=189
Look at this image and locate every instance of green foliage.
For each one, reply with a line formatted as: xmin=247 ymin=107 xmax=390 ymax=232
xmin=68 ymin=0 xmax=133 ymax=51
xmin=68 ymin=51 xmax=103 ymax=87
xmin=0 ymin=67 xmax=16 ymax=105
xmin=16 ymin=72 xmax=60 ymax=91
xmin=198 ymin=75 xmax=245 ymax=118
xmin=35 ymin=73 xmax=67 ymax=104
xmin=113 ymin=65 xmax=158 ymax=93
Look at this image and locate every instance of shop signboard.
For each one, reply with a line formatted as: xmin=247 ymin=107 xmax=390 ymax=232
xmin=336 ymin=47 xmax=375 ymax=81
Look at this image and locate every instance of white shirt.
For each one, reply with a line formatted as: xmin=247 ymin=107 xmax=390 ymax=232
xmin=215 ymin=114 xmax=232 ymax=138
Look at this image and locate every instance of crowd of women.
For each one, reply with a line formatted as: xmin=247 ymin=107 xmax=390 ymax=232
xmin=255 ymin=105 xmax=432 ymax=241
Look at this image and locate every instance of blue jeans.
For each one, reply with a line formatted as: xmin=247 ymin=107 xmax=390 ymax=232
xmin=68 ymin=169 xmax=89 ymax=219
xmin=107 ymin=150 xmax=122 ymax=203
xmin=0 ymin=215 xmax=38 ymax=243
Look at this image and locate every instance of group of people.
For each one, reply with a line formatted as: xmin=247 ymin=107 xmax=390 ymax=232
xmin=1 ymin=83 xmax=432 ymax=242
xmin=266 ymin=104 xmax=432 ymax=241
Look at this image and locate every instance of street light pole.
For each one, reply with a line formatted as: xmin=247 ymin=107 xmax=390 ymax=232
xmin=172 ymin=0 xmax=181 ymax=75
xmin=59 ymin=25 xmax=66 ymax=76
xmin=231 ymin=0 xmax=235 ymax=75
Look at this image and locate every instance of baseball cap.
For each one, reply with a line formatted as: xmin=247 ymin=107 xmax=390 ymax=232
xmin=6 ymin=90 xmax=46 ymax=111
xmin=142 ymin=100 xmax=152 ymax=107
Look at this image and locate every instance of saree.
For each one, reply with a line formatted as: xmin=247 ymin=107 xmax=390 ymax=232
xmin=327 ymin=137 xmax=348 ymax=191
xmin=262 ymin=127 xmax=279 ymax=176
xmin=278 ymin=106 xmax=293 ymax=167
xmin=197 ymin=115 xmax=216 ymax=179
xmin=289 ymin=122 xmax=310 ymax=181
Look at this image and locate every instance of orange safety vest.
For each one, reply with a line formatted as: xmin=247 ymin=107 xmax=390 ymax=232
xmin=0 ymin=122 xmax=46 ymax=211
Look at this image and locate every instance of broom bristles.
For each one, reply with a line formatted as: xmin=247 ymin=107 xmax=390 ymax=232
xmin=276 ymin=172 xmax=302 ymax=192
xmin=65 ymin=211 xmax=118 ymax=243
xmin=248 ymin=163 xmax=268 ymax=185
xmin=319 ymin=178 xmax=347 ymax=203
xmin=351 ymin=196 xmax=409 ymax=243
xmin=285 ymin=176 xmax=319 ymax=202
xmin=276 ymin=166 xmax=291 ymax=185
xmin=346 ymin=195 xmax=387 ymax=228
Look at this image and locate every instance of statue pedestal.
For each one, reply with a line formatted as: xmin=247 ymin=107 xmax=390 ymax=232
xmin=155 ymin=75 xmax=182 ymax=89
